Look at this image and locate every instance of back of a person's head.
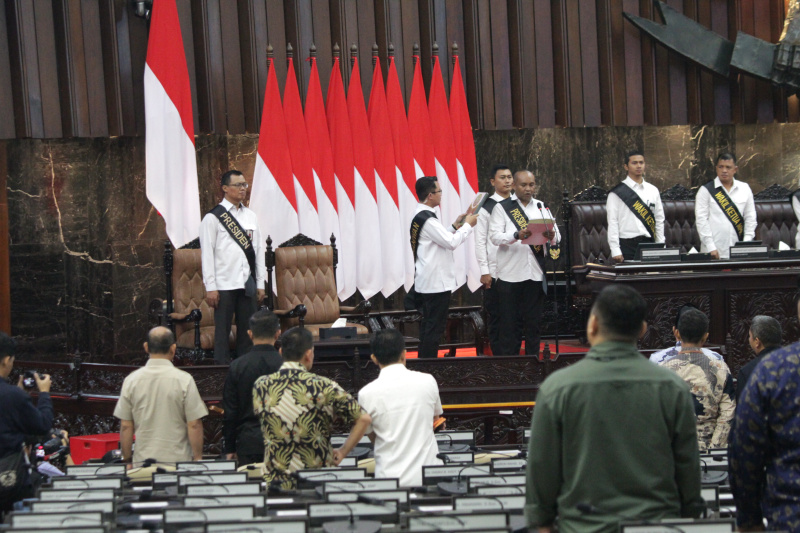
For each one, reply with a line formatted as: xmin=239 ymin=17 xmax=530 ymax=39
xmin=279 ymin=327 xmax=313 ymax=362
xmin=592 ymin=285 xmax=647 ymax=342
xmin=370 ymin=329 xmax=405 ymax=366
xmin=676 ymin=308 xmax=709 ymax=344
xmin=750 ymin=315 xmax=782 ymax=349
xmin=0 ymin=332 xmax=15 ymax=361
xmin=673 ymin=303 xmax=699 ymax=328
xmin=250 ymin=309 xmax=280 ymax=340
xmin=147 ymin=327 xmax=175 ymax=355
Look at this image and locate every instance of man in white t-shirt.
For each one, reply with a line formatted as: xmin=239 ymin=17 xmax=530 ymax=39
xmin=358 ymin=330 xmax=443 ymax=487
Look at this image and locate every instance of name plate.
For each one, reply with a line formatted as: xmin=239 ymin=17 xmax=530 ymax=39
xmin=184 ymin=495 xmax=266 ymax=512
xmin=38 ymin=488 xmax=116 ymax=501
xmin=477 ymin=485 xmax=526 ymax=496
xmin=307 ymin=501 xmax=398 ymax=526
xmin=163 ymin=505 xmax=255 ymax=524
xmin=176 ymin=460 xmax=236 ymax=471
xmin=185 ymin=482 xmax=262 ymax=495
xmin=10 ymin=511 xmax=104 ymax=527
xmin=322 ymin=479 xmax=399 ymax=494
xmin=407 ymin=512 xmax=507 ymax=531
xmin=439 ymin=452 xmax=474 ymax=463
xmin=435 ymin=431 xmax=476 ymax=445
xmin=206 ymin=520 xmax=309 ymax=533
xmin=468 ymin=474 xmax=526 ymax=489
xmin=730 ymin=245 xmax=769 ymax=259
xmin=66 ymin=463 xmax=127 ymax=477
xmin=327 ymin=490 xmax=409 ymax=505
xmin=454 ymin=495 xmax=525 ymax=511
xmin=51 ymin=476 xmax=124 ymax=490
xmin=296 ymin=468 xmax=366 ymax=485
xmin=31 ymin=500 xmax=115 ymax=515
xmin=490 ymin=458 xmax=527 ymax=472
xmin=337 ymin=456 xmax=357 ymax=467
xmin=422 ymin=464 xmax=492 ymax=484
xmin=640 ymin=248 xmax=681 ymax=262
xmin=330 ymin=434 xmax=371 ymax=447
xmin=177 ymin=472 xmax=248 ymax=488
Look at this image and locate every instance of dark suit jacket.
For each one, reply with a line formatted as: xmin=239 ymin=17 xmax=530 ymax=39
xmin=736 ymin=346 xmax=779 ymax=402
xmin=221 ymin=344 xmax=282 ymax=455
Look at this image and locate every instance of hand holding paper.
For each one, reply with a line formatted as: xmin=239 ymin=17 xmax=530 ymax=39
xmin=520 ymin=210 xmax=557 ymax=245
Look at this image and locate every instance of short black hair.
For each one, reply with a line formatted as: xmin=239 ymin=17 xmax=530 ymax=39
xmin=750 ymin=315 xmax=782 ymax=348
xmin=415 ymin=176 xmax=438 ymax=201
xmin=370 ymin=329 xmax=406 ymax=365
xmin=0 ymin=332 xmax=16 ymax=361
xmin=490 ymin=165 xmax=511 ymax=180
xmin=673 ymin=303 xmax=700 ymax=328
xmin=716 ymin=152 xmax=737 ymax=165
xmin=591 ymin=285 xmax=647 ymax=341
xmin=676 ymin=308 xmax=709 ymax=344
xmin=249 ymin=309 xmax=280 ymax=340
xmin=624 ymin=150 xmax=644 ymax=165
xmin=279 ymin=327 xmax=313 ymax=362
xmin=146 ymin=327 xmax=176 ymax=354
xmin=221 ymin=170 xmax=244 ymax=187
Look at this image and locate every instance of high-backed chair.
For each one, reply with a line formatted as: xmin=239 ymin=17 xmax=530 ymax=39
xmin=266 ymin=234 xmax=370 ymax=337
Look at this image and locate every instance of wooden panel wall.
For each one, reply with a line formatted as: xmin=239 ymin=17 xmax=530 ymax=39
xmin=0 ymin=0 xmax=791 ymax=139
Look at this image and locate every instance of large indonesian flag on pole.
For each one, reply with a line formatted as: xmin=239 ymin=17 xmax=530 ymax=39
xmin=367 ymin=55 xmax=404 ymax=297
xmin=250 ymin=56 xmax=298 ymax=275
xmin=386 ymin=55 xmax=418 ymax=290
xmin=144 ymin=0 xmax=200 ymax=248
xmin=407 ymin=55 xmax=435 ymax=178
xmin=347 ymin=57 xmax=383 ymax=299
xmin=450 ymin=52 xmax=482 ymax=291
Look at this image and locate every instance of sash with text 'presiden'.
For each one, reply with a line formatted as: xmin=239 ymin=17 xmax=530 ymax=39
xmin=209 ymin=204 xmax=257 ymax=296
xmin=703 ymin=181 xmax=744 ymax=241
xmin=609 ymin=182 xmax=656 ymax=240
xmin=500 ymin=198 xmax=548 ymax=293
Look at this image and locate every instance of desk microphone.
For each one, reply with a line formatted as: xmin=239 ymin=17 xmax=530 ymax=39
xmin=576 ymin=502 xmax=687 ymax=532
xmin=321 ymin=501 xmax=382 ymax=533
xmin=699 ymin=459 xmax=728 ymax=484
xmin=437 ymin=464 xmax=491 ymax=495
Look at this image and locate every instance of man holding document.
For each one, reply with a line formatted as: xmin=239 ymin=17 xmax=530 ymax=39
xmin=490 ymin=171 xmax=560 ymax=356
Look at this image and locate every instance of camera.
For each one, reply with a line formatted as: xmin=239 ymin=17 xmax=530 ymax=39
xmin=22 ymin=370 xmax=36 ymax=389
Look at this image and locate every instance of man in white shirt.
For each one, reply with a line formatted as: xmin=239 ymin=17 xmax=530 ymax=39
xmin=358 ymin=329 xmax=443 ymax=486
xmin=792 ymin=190 xmax=800 ymax=249
xmin=200 ymin=170 xmax=266 ymax=363
xmin=489 ymin=171 xmax=559 ymax=356
xmin=411 ymin=176 xmax=477 ymax=358
xmin=606 ymin=150 xmax=665 ymax=262
xmin=475 ymin=164 xmax=514 ymax=355
xmin=695 ymin=153 xmax=756 ymax=260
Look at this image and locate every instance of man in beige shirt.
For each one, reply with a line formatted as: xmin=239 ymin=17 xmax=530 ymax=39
xmin=113 ymin=327 xmax=208 ymax=464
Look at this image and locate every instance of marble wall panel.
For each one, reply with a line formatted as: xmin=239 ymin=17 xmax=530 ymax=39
xmin=642 ymin=126 xmax=693 ymax=189
xmin=782 ymin=123 xmax=800 ymax=189
xmin=736 ymin=124 xmax=784 ymax=194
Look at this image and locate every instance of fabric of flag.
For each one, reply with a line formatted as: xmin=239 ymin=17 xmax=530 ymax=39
xmin=407 ymin=57 xmax=436 ymax=178
xmin=450 ymin=54 xmax=482 ymax=291
xmin=326 ymin=57 xmax=358 ymax=300
xmin=367 ymin=57 xmax=404 ymax=297
xmin=428 ymin=54 xmax=467 ymax=288
xmin=385 ymin=56 xmax=418 ymax=290
xmin=305 ymin=56 xmax=344 ymax=294
xmin=284 ymin=57 xmax=322 ymax=242
xmin=144 ymin=0 xmax=200 ymax=248
xmin=347 ymin=57 xmax=383 ymax=299
xmin=250 ymin=57 xmax=298 ymax=279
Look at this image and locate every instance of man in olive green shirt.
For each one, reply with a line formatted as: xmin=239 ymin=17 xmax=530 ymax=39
xmin=526 ymin=285 xmax=704 ymax=533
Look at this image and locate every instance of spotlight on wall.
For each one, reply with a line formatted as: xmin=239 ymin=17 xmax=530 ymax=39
xmin=133 ymin=0 xmax=153 ymax=20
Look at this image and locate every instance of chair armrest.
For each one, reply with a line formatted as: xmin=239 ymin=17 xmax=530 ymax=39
xmin=273 ymin=304 xmax=307 ymax=319
xmin=340 ymin=299 xmax=372 ymax=315
xmin=149 ymin=298 xmax=168 ymax=326
xmin=168 ymin=309 xmax=202 ymax=323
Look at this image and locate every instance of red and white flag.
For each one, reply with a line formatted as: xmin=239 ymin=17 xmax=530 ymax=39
xmin=305 ymin=56 xmax=343 ymax=292
xmin=450 ymin=53 xmax=482 ymax=291
xmin=250 ymin=57 xmax=298 ymax=274
xmin=326 ymin=57 xmax=358 ymax=300
xmin=385 ymin=56 xmax=418 ymax=290
xmin=429 ymin=54 xmax=466 ymax=288
xmin=407 ymin=57 xmax=435 ymax=178
xmin=347 ymin=57 xmax=383 ymax=299
xmin=284 ymin=57 xmax=322 ymax=242
xmin=367 ymin=57 xmax=404 ymax=297
xmin=144 ymin=0 xmax=200 ymax=248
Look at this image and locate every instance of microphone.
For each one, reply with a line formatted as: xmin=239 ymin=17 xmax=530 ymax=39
xmin=699 ymin=459 xmax=728 ymax=484
xmin=321 ymin=501 xmax=382 ymax=533
xmin=436 ymin=433 xmax=470 ymax=454
xmin=436 ymin=453 xmax=453 ymax=464
xmin=576 ymin=502 xmax=687 ymax=532
xmin=437 ymin=464 xmax=491 ymax=495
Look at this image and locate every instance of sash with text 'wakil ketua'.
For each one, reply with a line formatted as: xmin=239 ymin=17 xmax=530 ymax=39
xmin=209 ymin=204 xmax=256 ymax=294
xmin=703 ymin=181 xmax=744 ymax=241
xmin=410 ymin=210 xmax=436 ymax=261
xmin=609 ymin=182 xmax=656 ymax=240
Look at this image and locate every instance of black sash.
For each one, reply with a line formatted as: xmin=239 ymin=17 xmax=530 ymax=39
xmin=410 ymin=210 xmax=436 ymax=261
xmin=481 ymin=197 xmax=498 ymax=215
xmin=500 ymin=198 xmax=546 ymax=271
xmin=703 ymin=181 xmax=744 ymax=241
xmin=609 ymin=182 xmax=656 ymax=240
xmin=209 ymin=204 xmax=257 ymax=295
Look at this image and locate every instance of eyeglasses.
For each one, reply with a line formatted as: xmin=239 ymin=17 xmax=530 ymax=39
xmin=227 ymin=182 xmax=249 ymax=189
xmin=433 ymin=189 xmax=443 ymax=194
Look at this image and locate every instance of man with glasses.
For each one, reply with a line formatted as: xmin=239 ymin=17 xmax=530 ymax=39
xmin=200 ymin=170 xmax=266 ymax=363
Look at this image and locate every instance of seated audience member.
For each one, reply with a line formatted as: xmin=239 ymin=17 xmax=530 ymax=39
xmin=658 ymin=308 xmax=735 ymax=452
xmin=649 ymin=303 xmax=724 ymax=364
xmin=114 ymin=327 xmax=208 ymax=464
xmin=730 ymin=299 xmax=800 ymax=532
xmin=526 ymin=285 xmax=704 ymax=533
xmin=222 ymin=309 xmax=282 ymax=465
xmin=358 ymin=330 xmax=443 ymax=486
xmin=736 ymin=315 xmax=782 ymax=401
xmin=253 ymin=327 xmax=371 ymax=489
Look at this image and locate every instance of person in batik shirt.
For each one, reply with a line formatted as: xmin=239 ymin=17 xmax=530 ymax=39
xmin=253 ymin=327 xmax=371 ymax=489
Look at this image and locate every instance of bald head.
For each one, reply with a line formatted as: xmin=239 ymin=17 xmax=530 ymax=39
xmin=145 ymin=326 xmax=176 ymax=357
xmin=513 ymin=170 xmax=537 ymax=203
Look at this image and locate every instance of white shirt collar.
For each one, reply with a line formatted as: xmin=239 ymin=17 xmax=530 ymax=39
xmin=623 ymin=176 xmax=646 ymax=189
xmin=713 ymin=176 xmax=739 ymax=191
xmin=378 ymin=363 xmax=407 ymax=377
xmin=221 ymin=198 xmax=244 ymax=211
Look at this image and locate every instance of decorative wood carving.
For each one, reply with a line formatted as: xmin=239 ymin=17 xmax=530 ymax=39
xmin=660 ymin=184 xmax=696 ymax=201
xmin=572 ymin=185 xmax=608 ymax=202
xmin=179 ymin=238 xmax=201 ymax=250
xmin=278 ymin=233 xmax=323 ymax=248
xmin=754 ymin=183 xmax=792 ymax=201
xmin=639 ymin=295 xmax=712 ymax=350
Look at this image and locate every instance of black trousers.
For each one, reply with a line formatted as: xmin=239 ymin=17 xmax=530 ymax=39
xmin=619 ymin=236 xmax=654 ymax=260
xmin=417 ymin=291 xmax=451 ymax=359
xmin=484 ymin=280 xmax=501 ymax=355
xmin=214 ymin=288 xmax=256 ymax=364
xmin=237 ymin=452 xmax=264 ymax=466
xmin=495 ymin=279 xmax=545 ymax=356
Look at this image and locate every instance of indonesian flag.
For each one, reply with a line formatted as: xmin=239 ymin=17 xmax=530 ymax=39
xmin=347 ymin=58 xmax=383 ymax=299
xmin=326 ymin=57 xmax=358 ymax=300
xmin=407 ymin=57 xmax=435 ymax=178
xmin=144 ymin=0 xmax=200 ymax=248
xmin=367 ymin=57 xmax=404 ymax=297
xmin=429 ymin=54 xmax=466 ymax=288
xmin=284 ymin=57 xmax=322 ymax=242
xmin=250 ymin=57 xmax=298 ymax=275
xmin=450 ymin=54 xmax=482 ymax=291
xmin=305 ymin=56 xmax=344 ymax=295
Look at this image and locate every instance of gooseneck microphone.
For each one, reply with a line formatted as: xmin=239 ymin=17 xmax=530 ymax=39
xmin=321 ymin=501 xmax=382 ymax=533
xmin=537 ymin=201 xmax=559 ymax=356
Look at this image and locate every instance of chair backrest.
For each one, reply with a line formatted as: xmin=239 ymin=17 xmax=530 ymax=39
xmin=172 ymin=249 xmax=215 ymax=345
xmin=274 ymin=244 xmax=339 ymax=326
xmin=756 ymin=199 xmax=797 ymax=248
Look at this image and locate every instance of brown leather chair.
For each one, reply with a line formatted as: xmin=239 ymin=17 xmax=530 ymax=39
xmin=267 ymin=234 xmax=369 ymax=337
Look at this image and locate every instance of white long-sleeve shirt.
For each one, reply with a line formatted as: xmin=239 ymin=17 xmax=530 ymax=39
xmin=694 ymin=177 xmax=756 ymax=259
xmin=474 ymin=193 xmax=512 ymax=277
xmin=489 ymin=197 xmax=560 ymax=283
xmin=793 ymin=194 xmax=800 ymax=249
xmin=413 ymin=204 xmax=473 ymax=294
xmin=606 ymin=176 xmax=665 ymax=257
xmin=199 ymin=198 xmax=266 ymax=292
